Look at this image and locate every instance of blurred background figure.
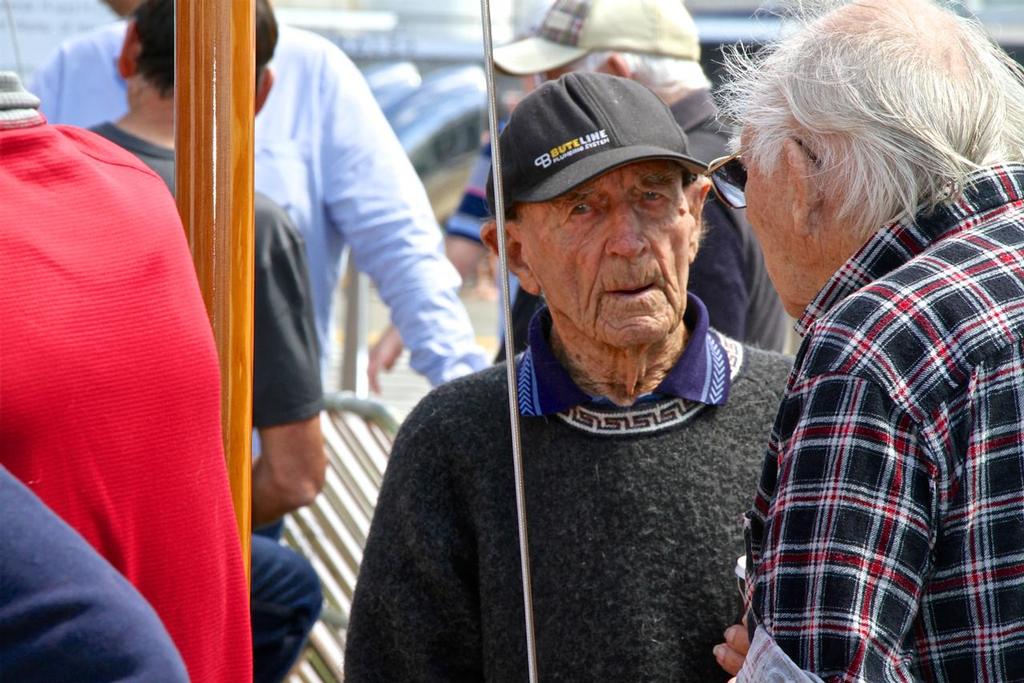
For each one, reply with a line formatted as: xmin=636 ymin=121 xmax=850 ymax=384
xmin=88 ymin=1 xmax=325 ymax=679
xmin=28 ymin=0 xmax=490 ymax=394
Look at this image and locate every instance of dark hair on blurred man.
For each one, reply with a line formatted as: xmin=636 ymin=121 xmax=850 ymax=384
xmin=130 ymin=0 xmax=278 ymax=97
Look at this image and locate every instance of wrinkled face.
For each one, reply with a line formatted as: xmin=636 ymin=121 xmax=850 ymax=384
xmin=510 ymin=160 xmax=708 ymax=349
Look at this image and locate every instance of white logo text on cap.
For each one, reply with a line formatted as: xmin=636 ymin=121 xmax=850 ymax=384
xmin=534 ymin=129 xmax=609 ymax=169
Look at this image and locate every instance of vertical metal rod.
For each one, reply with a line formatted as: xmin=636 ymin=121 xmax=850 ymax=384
xmin=2 ymin=0 xmax=24 ymax=78
xmin=175 ymin=0 xmax=256 ymax=583
xmin=340 ymin=255 xmax=370 ymax=397
xmin=479 ymin=0 xmax=539 ymax=680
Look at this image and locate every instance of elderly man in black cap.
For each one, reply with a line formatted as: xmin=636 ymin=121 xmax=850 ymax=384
xmin=443 ymin=0 xmax=788 ymax=361
xmin=344 ymin=73 xmax=792 ymax=682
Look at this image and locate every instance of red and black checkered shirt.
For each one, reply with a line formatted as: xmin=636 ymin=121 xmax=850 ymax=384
xmin=747 ymin=164 xmax=1024 ymax=682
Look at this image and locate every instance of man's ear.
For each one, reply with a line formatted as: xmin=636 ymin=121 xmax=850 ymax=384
xmin=117 ymin=21 xmax=142 ymax=80
xmin=255 ymin=67 xmax=274 ymax=115
xmin=602 ymin=53 xmax=632 ymax=79
xmin=781 ymin=138 xmax=815 ymax=237
xmin=686 ymin=176 xmax=712 ymax=220
xmin=480 ymin=219 xmax=542 ymax=295
xmin=104 ymin=0 xmax=143 ymax=17
xmin=684 ymin=177 xmax=712 ymax=263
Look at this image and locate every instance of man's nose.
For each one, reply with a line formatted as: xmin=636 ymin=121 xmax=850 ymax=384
xmin=604 ymin=205 xmax=647 ymax=258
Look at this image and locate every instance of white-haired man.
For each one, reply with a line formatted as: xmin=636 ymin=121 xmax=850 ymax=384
xmin=445 ymin=0 xmax=789 ymax=356
xmin=709 ymin=1 xmax=1024 ymax=680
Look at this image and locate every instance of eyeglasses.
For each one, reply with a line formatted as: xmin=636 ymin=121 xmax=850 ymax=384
xmin=706 ymin=152 xmax=747 ymax=209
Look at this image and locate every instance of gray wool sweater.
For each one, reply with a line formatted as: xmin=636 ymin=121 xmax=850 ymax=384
xmin=346 ymin=344 xmax=792 ymax=682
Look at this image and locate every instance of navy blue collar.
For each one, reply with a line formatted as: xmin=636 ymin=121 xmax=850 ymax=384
xmin=515 ymin=294 xmax=732 ymax=416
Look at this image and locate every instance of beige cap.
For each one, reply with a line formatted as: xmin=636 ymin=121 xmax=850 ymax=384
xmin=493 ymin=0 xmax=701 ymax=76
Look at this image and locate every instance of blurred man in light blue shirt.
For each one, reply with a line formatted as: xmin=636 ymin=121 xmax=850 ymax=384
xmin=31 ymin=16 xmax=489 ymax=387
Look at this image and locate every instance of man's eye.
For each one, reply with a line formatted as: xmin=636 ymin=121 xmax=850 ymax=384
xmin=642 ymin=191 xmax=664 ymax=202
xmin=570 ymin=203 xmax=591 ymax=215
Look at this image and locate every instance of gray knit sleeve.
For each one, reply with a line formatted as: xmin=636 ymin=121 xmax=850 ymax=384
xmin=345 ymin=395 xmax=484 ymax=681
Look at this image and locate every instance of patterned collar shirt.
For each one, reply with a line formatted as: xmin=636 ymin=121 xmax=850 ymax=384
xmin=740 ymin=164 xmax=1024 ymax=683
xmin=516 ymin=293 xmax=733 ymax=419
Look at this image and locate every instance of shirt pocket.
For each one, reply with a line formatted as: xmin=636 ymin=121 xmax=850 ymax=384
xmin=255 ymin=142 xmax=313 ymax=237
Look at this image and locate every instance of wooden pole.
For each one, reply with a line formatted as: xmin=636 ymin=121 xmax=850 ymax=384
xmin=175 ymin=0 xmax=255 ymax=582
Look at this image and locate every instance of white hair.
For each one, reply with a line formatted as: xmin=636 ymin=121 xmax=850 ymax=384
xmin=576 ymin=51 xmax=711 ymax=102
xmin=718 ymin=0 xmax=1024 ymax=238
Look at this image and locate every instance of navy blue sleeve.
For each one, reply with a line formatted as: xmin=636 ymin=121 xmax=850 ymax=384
xmin=0 ymin=466 xmax=189 ymax=682
xmin=444 ymin=142 xmax=493 ymax=244
xmin=688 ymin=199 xmax=748 ymax=340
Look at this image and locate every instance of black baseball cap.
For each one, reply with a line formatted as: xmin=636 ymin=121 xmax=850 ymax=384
xmin=486 ymin=72 xmax=707 ymax=215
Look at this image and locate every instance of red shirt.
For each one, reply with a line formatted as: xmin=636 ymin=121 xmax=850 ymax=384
xmin=0 ymin=118 xmax=251 ymax=681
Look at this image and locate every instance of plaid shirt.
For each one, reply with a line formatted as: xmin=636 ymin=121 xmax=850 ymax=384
xmin=744 ymin=164 xmax=1024 ymax=682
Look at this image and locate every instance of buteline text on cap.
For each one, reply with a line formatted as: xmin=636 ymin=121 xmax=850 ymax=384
xmin=535 ymin=129 xmax=610 ymax=169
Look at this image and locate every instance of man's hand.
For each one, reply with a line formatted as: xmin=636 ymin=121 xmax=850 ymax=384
xmin=368 ymin=325 xmax=404 ymax=394
xmin=714 ymin=621 xmax=750 ymax=677
xmin=252 ymin=416 xmax=326 ymax=527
